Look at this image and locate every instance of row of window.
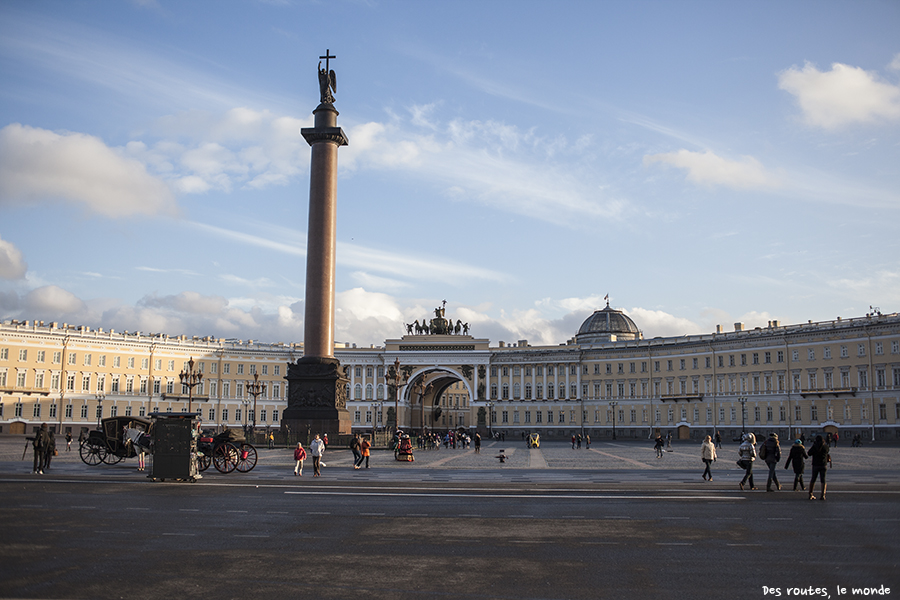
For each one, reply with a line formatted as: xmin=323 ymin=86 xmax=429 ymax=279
xmin=0 ymin=349 xmax=282 ymax=377
xmin=484 ymin=368 xmax=900 ymax=400
xmin=0 ymin=401 xmax=279 ymax=423
xmin=487 ymin=401 xmax=897 ymax=425
xmin=488 ymin=341 xmax=900 ymax=380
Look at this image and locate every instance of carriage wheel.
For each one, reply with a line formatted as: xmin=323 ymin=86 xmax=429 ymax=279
xmin=213 ymin=443 xmax=238 ymax=473
xmin=235 ymin=443 xmax=257 ymax=473
xmin=197 ymin=453 xmax=211 ymax=472
xmin=101 ymin=450 xmax=123 ymax=465
xmin=79 ymin=441 xmax=105 ymax=466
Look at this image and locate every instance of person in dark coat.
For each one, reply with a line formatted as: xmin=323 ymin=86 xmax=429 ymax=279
xmin=42 ymin=429 xmax=57 ymax=471
xmin=31 ymin=423 xmax=50 ymax=474
xmin=762 ymin=432 xmax=782 ymax=492
xmin=807 ymin=435 xmax=831 ymax=500
xmin=784 ymin=438 xmax=809 ymax=491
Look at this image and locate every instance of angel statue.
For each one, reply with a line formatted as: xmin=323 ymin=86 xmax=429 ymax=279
xmin=318 ymin=60 xmax=337 ymax=104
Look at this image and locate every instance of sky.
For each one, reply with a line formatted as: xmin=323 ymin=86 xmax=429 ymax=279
xmin=1 ymin=0 xmax=899 ymax=348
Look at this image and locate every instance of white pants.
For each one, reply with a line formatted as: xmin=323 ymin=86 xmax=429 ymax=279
xmin=294 ymin=460 xmax=304 ymax=474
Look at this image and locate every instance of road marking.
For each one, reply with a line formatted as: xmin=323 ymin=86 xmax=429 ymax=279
xmin=509 ymin=515 xmax=534 ymax=518
xmin=284 ymin=491 xmax=741 ymax=501
xmin=234 ymin=534 xmax=270 ymax=538
xmin=307 ymin=511 xmax=330 ymax=515
xmin=660 ymin=516 xmax=690 ymax=520
xmin=162 ymin=533 xmax=196 ymax=536
xmin=70 ymin=506 xmax=97 ymax=509
xmin=359 ymin=512 xmax=385 ymax=516
xmin=179 ymin=508 xmax=200 ymax=512
xmin=657 ymin=542 xmax=693 ymax=546
xmin=266 ymin=511 xmax=289 ymax=514
xmin=227 ymin=510 xmax=248 ymax=513
xmin=727 ymin=543 xmax=762 ymax=547
xmin=459 ymin=514 xmax=482 ymax=517
xmin=604 ymin=516 xmax=632 ymax=519
xmin=405 ymin=513 xmax=429 ymax=517
xmin=767 ymin=517 xmax=792 ymax=521
xmin=126 ymin=507 xmax=150 ymax=511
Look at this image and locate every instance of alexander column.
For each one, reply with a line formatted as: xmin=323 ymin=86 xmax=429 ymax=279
xmin=282 ymin=50 xmax=351 ymax=438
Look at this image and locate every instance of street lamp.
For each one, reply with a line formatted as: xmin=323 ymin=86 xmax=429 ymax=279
xmin=739 ymin=396 xmax=748 ymax=433
xmin=609 ymin=401 xmax=618 ymax=440
xmin=385 ymin=358 xmax=409 ymax=434
xmin=241 ymin=397 xmax=251 ymax=436
xmin=179 ymin=357 xmax=203 ymax=414
xmin=95 ymin=393 xmax=105 ymax=427
xmin=247 ymin=372 xmax=266 ymax=434
xmin=487 ymin=401 xmax=494 ymax=438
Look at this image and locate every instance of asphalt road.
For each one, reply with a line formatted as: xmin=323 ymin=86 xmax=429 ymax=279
xmin=1 ymin=438 xmax=898 ymax=600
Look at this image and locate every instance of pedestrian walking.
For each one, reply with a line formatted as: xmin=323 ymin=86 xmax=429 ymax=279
xmin=665 ymin=432 xmax=672 ymax=450
xmin=309 ymin=435 xmax=325 ymax=477
xmin=350 ymin=433 xmax=362 ymax=469
xmin=31 ymin=423 xmax=50 ymax=474
xmin=571 ymin=434 xmax=576 ymax=449
xmin=738 ymin=433 xmax=758 ymax=490
xmin=701 ymin=435 xmax=717 ymax=481
xmin=585 ymin=434 xmax=591 ymax=449
xmin=360 ymin=435 xmax=371 ymax=468
xmin=65 ymin=432 xmax=72 ymax=452
xmin=268 ymin=432 xmax=274 ymax=449
xmin=784 ymin=438 xmax=808 ymax=491
xmin=654 ymin=434 xmax=665 ymax=458
xmin=714 ymin=430 xmax=722 ymax=449
xmin=807 ymin=435 xmax=831 ymax=501
xmin=474 ymin=432 xmax=481 ymax=453
xmin=761 ymin=432 xmax=782 ymax=492
xmin=293 ymin=441 xmax=307 ymax=476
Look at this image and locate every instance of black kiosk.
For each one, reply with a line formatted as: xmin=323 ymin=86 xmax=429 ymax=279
xmin=150 ymin=412 xmax=199 ymax=482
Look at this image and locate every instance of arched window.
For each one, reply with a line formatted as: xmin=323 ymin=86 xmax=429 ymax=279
xmin=366 ymin=384 xmax=373 ymax=400
xmin=513 ymin=383 xmax=521 ymax=399
xmin=354 ymin=384 xmax=362 ymax=399
xmin=377 ymin=384 xmax=384 ymax=399
xmin=559 ymin=383 xmax=566 ymax=399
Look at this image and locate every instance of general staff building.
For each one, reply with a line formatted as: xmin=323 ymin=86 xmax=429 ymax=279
xmin=2 ymin=305 xmax=899 ymax=442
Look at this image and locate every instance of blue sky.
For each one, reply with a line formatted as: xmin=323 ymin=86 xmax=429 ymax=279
xmin=1 ymin=0 xmax=898 ymax=347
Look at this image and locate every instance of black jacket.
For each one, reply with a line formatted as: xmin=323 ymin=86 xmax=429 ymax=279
xmin=784 ymin=444 xmax=808 ymax=473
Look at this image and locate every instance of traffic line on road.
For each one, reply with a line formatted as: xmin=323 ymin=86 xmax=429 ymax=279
xmin=283 ymin=490 xmax=742 ymax=501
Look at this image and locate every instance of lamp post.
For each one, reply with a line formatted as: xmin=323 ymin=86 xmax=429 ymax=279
xmin=385 ymin=358 xmax=409 ymax=435
xmin=739 ymin=396 xmax=748 ymax=433
xmin=179 ymin=357 xmax=203 ymax=414
xmin=487 ymin=401 xmax=494 ymax=438
xmin=95 ymin=393 xmax=105 ymax=427
xmin=247 ymin=372 xmax=266 ymax=435
xmin=609 ymin=400 xmax=618 ymax=440
xmin=241 ymin=397 xmax=251 ymax=436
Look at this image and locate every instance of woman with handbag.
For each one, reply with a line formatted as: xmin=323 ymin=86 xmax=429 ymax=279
xmin=738 ymin=433 xmax=758 ymax=490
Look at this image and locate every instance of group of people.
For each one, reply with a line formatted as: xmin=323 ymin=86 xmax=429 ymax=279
xmin=570 ymin=434 xmax=591 ymax=449
xmin=293 ymin=433 xmax=327 ymax=477
xmin=714 ymin=432 xmax=833 ymax=500
xmin=29 ymin=423 xmax=56 ymax=474
xmin=349 ymin=433 xmax=372 ymax=469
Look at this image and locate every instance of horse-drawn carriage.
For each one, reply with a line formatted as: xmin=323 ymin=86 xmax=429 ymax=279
xmin=196 ymin=428 xmax=257 ymax=473
xmin=80 ymin=415 xmax=151 ymax=466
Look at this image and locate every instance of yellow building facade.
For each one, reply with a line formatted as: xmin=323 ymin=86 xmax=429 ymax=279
xmin=2 ymin=307 xmax=899 ymax=442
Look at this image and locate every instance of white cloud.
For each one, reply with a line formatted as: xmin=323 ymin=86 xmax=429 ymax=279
xmin=24 ymin=285 xmax=86 ymax=314
xmin=130 ymin=108 xmax=314 ymax=195
xmin=341 ymin=110 xmax=629 ymax=227
xmin=0 ymin=235 xmax=27 ymax=279
xmin=778 ymin=60 xmax=900 ymax=129
xmin=643 ymin=149 xmax=781 ymax=190
xmin=0 ymin=124 xmax=178 ymax=217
